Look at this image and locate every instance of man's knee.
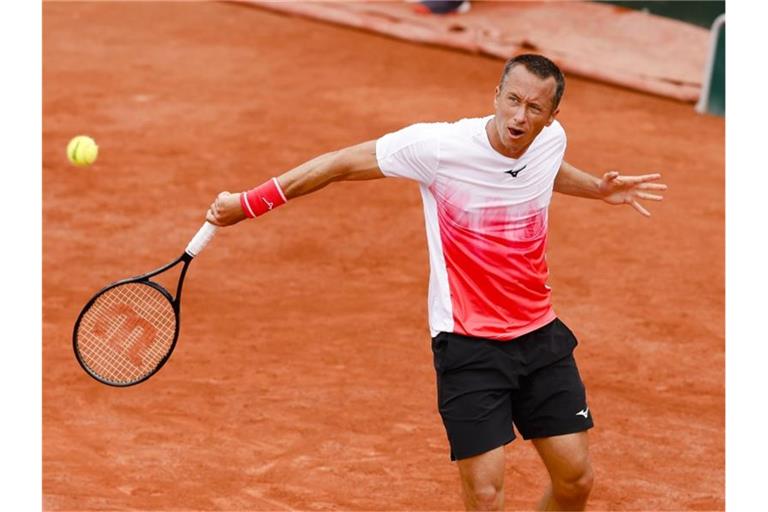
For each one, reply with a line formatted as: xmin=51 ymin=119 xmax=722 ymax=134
xmin=464 ymin=481 xmax=503 ymax=510
xmin=552 ymin=464 xmax=594 ymax=503
xmin=457 ymin=446 xmax=506 ymax=510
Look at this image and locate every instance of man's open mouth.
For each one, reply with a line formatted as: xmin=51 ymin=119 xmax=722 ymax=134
xmin=508 ymin=127 xmax=525 ymax=138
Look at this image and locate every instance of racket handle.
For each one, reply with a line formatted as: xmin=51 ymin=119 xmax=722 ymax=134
xmin=185 ymin=221 xmax=218 ymax=257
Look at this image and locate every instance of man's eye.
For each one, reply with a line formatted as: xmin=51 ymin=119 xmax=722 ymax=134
xmin=508 ymin=96 xmax=519 ymax=104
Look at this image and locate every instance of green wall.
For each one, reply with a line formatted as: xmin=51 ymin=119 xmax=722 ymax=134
xmin=597 ymin=1 xmax=725 ymax=28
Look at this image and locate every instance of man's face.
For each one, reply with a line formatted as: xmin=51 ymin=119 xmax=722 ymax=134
xmin=491 ymin=64 xmax=559 ymax=158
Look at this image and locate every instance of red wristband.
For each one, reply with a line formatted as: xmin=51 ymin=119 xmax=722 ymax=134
xmin=240 ymin=178 xmax=288 ymax=218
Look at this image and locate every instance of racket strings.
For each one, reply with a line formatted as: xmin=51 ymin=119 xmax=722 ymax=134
xmin=76 ymin=282 xmax=177 ymax=384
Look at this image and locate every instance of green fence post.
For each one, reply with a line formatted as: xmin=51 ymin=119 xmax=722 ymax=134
xmin=696 ymin=14 xmax=725 ymax=116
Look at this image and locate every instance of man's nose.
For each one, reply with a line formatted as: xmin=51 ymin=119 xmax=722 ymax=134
xmin=512 ymin=106 xmax=526 ymax=125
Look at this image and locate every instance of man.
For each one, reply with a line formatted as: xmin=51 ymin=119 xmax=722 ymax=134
xmin=206 ymin=54 xmax=666 ymax=511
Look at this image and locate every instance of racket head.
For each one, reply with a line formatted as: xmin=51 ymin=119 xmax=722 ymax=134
xmin=73 ymin=279 xmax=180 ymax=386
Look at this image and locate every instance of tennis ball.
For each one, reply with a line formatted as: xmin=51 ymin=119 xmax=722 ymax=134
xmin=66 ymin=135 xmax=99 ymax=167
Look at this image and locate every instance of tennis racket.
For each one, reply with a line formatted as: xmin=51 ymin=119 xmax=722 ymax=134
xmin=73 ymin=221 xmax=218 ymax=387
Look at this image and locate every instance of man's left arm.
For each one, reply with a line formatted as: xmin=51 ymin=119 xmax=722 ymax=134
xmin=554 ymin=160 xmax=668 ymax=217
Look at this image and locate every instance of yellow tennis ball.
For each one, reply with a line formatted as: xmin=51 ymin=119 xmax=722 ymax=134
xmin=66 ymin=135 xmax=99 ymax=167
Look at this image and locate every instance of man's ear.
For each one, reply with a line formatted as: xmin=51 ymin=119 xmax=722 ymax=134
xmin=493 ymin=85 xmax=500 ymax=109
xmin=546 ymin=107 xmax=560 ymax=126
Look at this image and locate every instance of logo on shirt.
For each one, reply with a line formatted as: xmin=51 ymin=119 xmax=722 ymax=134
xmin=576 ymin=406 xmax=589 ymax=418
xmin=505 ymin=164 xmax=527 ymax=178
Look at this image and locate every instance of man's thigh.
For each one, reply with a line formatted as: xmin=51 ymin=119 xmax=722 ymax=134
xmin=432 ymin=333 xmax=519 ymax=461
xmin=512 ymin=351 xmax=594 ymax=440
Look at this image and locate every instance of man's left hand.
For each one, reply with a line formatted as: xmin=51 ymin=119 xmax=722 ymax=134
xmin=598 ymin=171 xmax=667 ymax=217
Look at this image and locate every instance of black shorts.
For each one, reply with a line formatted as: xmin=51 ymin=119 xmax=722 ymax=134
xmin=432 ymin=318 xmax=593 ymax=461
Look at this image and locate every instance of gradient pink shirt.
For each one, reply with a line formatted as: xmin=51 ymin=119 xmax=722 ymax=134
xmin=376 ymin=116 xmax=566 ymax=341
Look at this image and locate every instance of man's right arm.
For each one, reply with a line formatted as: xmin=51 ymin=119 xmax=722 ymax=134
xmin=206 ymin=140 xmax=383 ymax=226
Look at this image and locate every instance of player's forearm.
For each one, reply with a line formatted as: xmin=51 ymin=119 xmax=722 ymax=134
xmin=553 ymin=160 xmax=603 ymax=199
xmin=277 ymin=141 xmax=383 ymax=200
xmin=276 ymin=150 xmax=347 ymax=200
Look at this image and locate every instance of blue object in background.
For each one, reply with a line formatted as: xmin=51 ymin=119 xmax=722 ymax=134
xmin=419 ymin=1 xmax=470 ymax=15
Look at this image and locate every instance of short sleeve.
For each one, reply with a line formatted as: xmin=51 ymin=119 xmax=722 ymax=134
xmin=532 ymin=120 xmax=567 ymax=176
xmin=548 ymin=122 xmax=567 ymax=170
xmin=376 ymin=123 xmax=442 ymax=186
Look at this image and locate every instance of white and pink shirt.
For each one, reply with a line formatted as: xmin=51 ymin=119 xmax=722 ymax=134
xmin=376 ymin=115 xmax=566 ymax=341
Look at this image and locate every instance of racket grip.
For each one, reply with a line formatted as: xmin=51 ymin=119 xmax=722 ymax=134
xmin=185 ymin=221 xmax=218 ymax=257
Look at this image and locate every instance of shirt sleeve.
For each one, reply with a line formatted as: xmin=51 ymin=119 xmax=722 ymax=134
xmin=376 ymin=123 xmax=442 ymax=186
xmin=551 ymin=122 xmax=567 ymax=171
xmin=539 ymin=120 xmax=567 ymax=176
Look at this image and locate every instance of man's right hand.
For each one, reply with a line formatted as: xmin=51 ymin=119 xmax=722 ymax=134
xmin=206 ymin=191 xmax=247 ymax=226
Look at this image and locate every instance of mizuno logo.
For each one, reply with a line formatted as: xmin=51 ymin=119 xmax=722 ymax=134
xmin=262 ymin=197 xmax=274 ymax=210
xmin=576 ymin=407 xmax=589 ymax=418
xmin=505 ymin=165 xmax=527 ymax=178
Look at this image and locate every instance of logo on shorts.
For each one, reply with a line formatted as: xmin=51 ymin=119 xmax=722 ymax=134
xmin=576 ymin=406 xmax=589 ymax=418
xmin=505 ymin=165 xmax=527 ymax=178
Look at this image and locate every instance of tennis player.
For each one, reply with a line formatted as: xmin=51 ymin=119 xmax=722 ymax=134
xmin=206 ymin=54 xmax=666 ymax=511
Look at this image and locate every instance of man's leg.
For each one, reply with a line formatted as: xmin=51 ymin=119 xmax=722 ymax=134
xmin=532 ymin=431 xmax=593 ymax=511
xmin=432 ymin=333 xmax=517 ymax=510
xmin=456 ymin=446 xmax=506 ymax=511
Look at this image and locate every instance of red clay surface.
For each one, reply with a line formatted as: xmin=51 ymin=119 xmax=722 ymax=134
xmin=43 ymin=2 xmax=724 ymax=510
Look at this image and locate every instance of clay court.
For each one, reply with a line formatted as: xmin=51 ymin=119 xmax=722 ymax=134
xmin=43 ymin=2 xmax=724 ymax=510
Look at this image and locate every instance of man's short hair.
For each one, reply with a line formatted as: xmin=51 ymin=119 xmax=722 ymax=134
xmin=499 ymin=54 xmax=565 ymax=112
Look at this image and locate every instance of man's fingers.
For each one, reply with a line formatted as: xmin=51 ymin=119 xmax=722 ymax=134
xmin=636 ymin=191 xmax=664 ymax=201
xmin=617 ymin=173 xmax=663 ymax=185
xmin=603 ymin=171 xmax=620 ymax=181
xmin=205 ymin=210 xmax=221 ymax=226
xmin=638 ymin=182 xmax=668 ymax=191
xmin=630 ymin=200 xmax=651 ymax=217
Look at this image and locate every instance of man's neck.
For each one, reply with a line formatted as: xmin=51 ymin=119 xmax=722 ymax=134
xmin=485 ymin=117 xmax=530 ymax=159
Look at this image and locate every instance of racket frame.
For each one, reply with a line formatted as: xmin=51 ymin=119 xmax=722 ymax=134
xmin=72 ymin=252 xmax=193 ymax=387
